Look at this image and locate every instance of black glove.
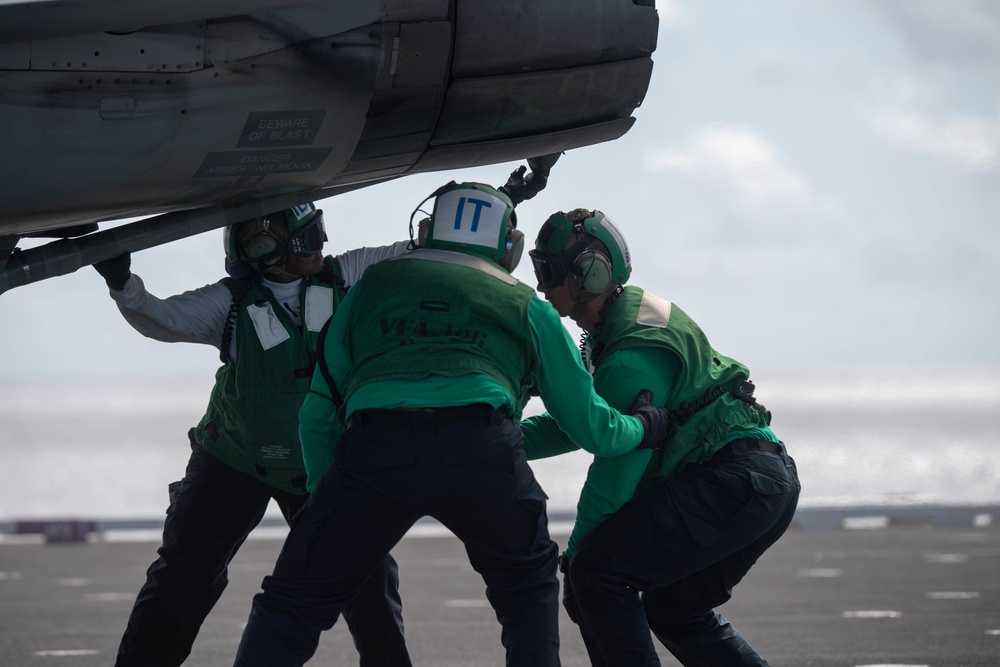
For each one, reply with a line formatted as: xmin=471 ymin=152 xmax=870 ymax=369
xmin=527 ymin=152 xmax=561 ymax=176
xmin=499 ymin=152 xmax=561 ymax=205
xmin=559 ymin=553 xmax=580 ymax=625
xmin=93 ymin=253 xmax=132 ymax=290
xmin=629 ymin=389 xmax=670 ymax=450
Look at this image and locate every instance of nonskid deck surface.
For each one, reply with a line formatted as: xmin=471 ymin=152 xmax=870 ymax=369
xmin=2 ymin=512 xmax=999 ymax=666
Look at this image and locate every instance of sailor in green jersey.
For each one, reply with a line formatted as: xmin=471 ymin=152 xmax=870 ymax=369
xmin=233 ymin=183 xmax=670 ymax=667
xmin=91 ymin=204 xmax=412 ymax=667
xmin=523 ymin=209 xmax=801 ymax=667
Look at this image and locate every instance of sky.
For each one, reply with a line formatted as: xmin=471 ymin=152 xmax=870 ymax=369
xmin=3 ymin=0 xmax=999 ymax=381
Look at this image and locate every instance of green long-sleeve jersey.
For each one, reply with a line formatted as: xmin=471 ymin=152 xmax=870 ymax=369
xmin=522 ymin=287 xmax=775 ymax=558
xmin=522 ymin=346 xmax=677 ymax=557
xmin=298 ymin=250 xmax=648 ymax=492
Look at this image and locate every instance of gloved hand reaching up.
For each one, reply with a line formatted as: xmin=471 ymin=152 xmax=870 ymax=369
xmin=500 ymin=152 xmax=562 ymax=205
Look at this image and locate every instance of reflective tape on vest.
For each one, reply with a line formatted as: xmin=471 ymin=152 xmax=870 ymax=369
xmin=247 ymin=302 xmax=291 ymax=350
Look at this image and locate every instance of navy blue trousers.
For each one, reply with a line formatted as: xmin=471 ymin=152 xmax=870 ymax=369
xmin=567 ymin=439 xmax=800 ymax=667
xmin=234 ymin=407 xmax=560 ymax=667
xmin=116 ymin=433 xmax=410 ymax=667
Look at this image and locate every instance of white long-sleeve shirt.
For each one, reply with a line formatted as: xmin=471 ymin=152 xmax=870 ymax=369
xmin=106 ymin=242 xmax=411 ymax=361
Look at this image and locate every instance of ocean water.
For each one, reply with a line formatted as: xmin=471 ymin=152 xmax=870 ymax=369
xmin=2 ymin=367 xmax=998 ymax=521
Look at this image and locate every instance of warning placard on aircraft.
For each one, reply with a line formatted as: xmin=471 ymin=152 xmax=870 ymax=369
xmin=237 ymin=111 xmax=327 ymax=148
xmin=195 ymin=148 xmax=332 ymax=178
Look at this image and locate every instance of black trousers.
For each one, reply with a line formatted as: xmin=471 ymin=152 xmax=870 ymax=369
xmin=234 ymin=406 xmax=561 ymax=667
xmin=115 ymin=433 xmax=410 ymax=667
xmin=567 ymin=439 xmax=801 ymax=667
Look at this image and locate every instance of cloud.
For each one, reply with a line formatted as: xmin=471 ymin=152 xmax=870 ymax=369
xmin=643 ymin=122 xmax=836 ymax=215
xmin=747 ymin=47 xmax=867 ymax=84
xmin=869 ymin=78 xmax=1000 ymax=170
xmin=870 ymin=0 xmax=1000 ymax=67
xmin=657 ymin=0 xmax=688 ymax=28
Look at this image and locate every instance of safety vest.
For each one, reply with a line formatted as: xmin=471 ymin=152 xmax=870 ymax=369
xmin=341 ymin=249 xmax=538 ymax=414
xmin=592 ymin=286 xmax=770 ymax=482
xmin=193 ymin=258 xmax=346 ymax=493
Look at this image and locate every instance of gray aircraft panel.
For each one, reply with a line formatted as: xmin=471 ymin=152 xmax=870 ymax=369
xmin=0 ymin=0 xmax=659 ymax=293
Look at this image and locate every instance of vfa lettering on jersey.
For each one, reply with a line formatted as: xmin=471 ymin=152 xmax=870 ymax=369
xmin=433 ymin=189 xmax=506 ymax=248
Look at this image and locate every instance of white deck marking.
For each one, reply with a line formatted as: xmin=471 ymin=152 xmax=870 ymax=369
xmin=843 ymin=610 xmax=902 ymax=618
xmin=927 ymin=591 xmax=979 ymax=599
xmin=842 ymin=516 xmax=889 ymax=529
xmin=56 ymin=577 xmax=91 ymax=587
xmin=798 ymin=568 xmax=842 ymax=577
xmin=84 ymin=592 xmax=135 ymax=601
xmin=922 ymin=553 xmax=969 ymax=563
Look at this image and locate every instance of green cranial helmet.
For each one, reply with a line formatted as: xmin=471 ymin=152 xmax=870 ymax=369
xmin=423 ymin=182 xmax=521 ymax=270
xmin=530 ymin=208 xmax=631 ymax=295
xmin=223 ymin=203 xmax=326 ymax=274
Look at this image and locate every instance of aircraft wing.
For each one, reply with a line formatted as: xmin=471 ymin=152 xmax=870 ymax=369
xmin=0 ymin=0 xmax=658 ymax=293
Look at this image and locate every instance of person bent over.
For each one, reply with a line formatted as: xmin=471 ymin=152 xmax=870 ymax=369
xmin=523 ymin=209 xmax=801 ymax=666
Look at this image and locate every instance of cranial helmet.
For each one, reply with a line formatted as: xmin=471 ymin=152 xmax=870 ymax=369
xmin=421 ymin=182 xmax=523 ymax=271
xmin=530 ymin=208 xmax=631 ymax=297
xmin=224 ymin=203 xmax=327 ymax=274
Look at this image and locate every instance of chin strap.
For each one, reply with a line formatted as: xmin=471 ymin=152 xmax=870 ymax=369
xmin=566 ymin=276 xmax=598 ymax=318
xmin=568 ymin=299 xmax=589 ymax=326
xmin=263 ymin=259 xmax=297 ymax=280
xmin=576 ymin=285 xmax=625 ymax=366
xmin=575 ymin=284 xmax=624 ymax=331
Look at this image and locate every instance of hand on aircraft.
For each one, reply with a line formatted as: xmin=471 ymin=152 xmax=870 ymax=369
xmin=93 ymin=253 xmax=132 ymax=290
xmin=500 ymin=152 xmax=562 ymax=205
xmin=629 ymin=389 xmax=670 ymax=450
xmin=526 ymin=152 xmax=561 ymax=177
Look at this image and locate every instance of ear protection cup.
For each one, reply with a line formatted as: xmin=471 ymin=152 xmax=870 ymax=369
xmin=573 ymin=249 xmax=613 ymax=293
xmin=498 ymin=228 xmax=524 ymax=272
xmin=236 ymin=218 xmax=288 ymax=271
xmin=243 ymin=226 xmax=282 ymax=261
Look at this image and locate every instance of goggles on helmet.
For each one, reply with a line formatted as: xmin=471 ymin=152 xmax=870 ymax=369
xmin=287 ymin=211 xmax=327 ymax=256
xmin=529 ymin=250 xmax=576 ymax=289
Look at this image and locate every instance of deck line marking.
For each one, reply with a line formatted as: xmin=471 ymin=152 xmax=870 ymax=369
xmin=843 ymin=610 xmax=902 ymax=619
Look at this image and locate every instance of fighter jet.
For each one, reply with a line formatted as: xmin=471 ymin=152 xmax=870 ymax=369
xmin=0 ymin=0 xmax=658 ymax=293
